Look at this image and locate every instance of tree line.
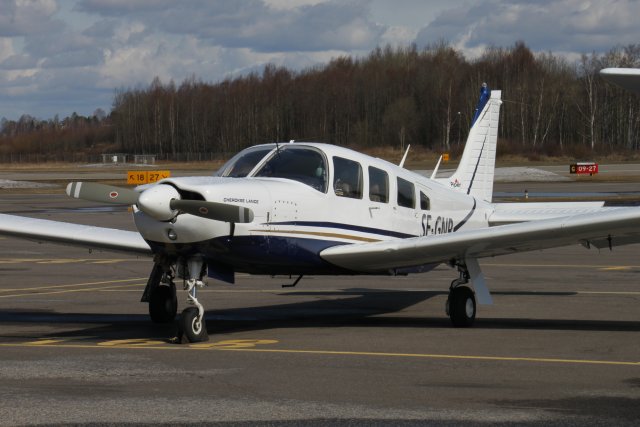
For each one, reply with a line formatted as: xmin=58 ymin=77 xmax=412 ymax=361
xmin=0 ymin=109 xmax=113 ymax=162
xmin=1 ymin=41 xmax=640 ymax=162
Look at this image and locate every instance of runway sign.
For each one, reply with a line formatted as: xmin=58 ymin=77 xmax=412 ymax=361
xmin=127 ymin=170 xmax=171 ymax=184
xmin=569 ymin=162 xmax=598 ymax=175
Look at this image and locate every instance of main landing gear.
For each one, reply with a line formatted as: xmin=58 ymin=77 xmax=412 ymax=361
xmin=446 ymin=265 xmax=476 ymax=327
xmin=142 ymin=257 xmax=209 ymax=343
xmin=143 ymin=263 xmax=177 ymax=323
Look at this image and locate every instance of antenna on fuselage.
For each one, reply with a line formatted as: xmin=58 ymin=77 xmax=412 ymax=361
xmin=399 ymin=144 xmax=411 ymax=168
xmin=430 ymin=155 xmax=443 ymax=180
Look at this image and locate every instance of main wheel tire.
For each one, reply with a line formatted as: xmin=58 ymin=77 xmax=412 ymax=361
xmin=179 ymin=307 xmax=208 ymax=343
xmin=448 ymin=286 xmax=476 ymax=327
xmin=149 ymin=283 xmax=177 ymax=323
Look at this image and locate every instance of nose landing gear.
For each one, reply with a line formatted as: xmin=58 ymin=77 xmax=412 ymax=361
xmin=143 ymin=257 xmax=210 ymax=343
xmin=177 ymin=257 xmax=209 ymax=343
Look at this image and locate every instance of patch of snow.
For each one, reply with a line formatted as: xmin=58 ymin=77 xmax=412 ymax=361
xmin=494 ymin=167 xmax=570 ymax=182
xmin=0 ymin=179 xmax=59 ymax=189
xmin=416 ymin=166 xmax=569 ymax=182
xmin=81 ymin=163 xmax=156 ymax=168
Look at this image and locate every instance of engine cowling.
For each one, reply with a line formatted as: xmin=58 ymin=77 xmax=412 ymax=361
xmin=137 ymin=184 xmax=181 ymax=221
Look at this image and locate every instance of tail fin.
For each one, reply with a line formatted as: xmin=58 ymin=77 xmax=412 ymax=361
xmin=439 ymin=85 xmax=502 ymax=202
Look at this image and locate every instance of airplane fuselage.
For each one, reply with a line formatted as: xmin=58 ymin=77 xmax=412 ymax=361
xmin=133 ymin=143 xmax=491 ymax=278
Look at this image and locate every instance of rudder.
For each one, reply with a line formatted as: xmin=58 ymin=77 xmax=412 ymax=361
xmin=441 ymin=85 xmax=502 ymax=202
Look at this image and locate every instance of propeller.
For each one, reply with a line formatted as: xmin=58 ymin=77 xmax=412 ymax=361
xmin=169 ymin=200 xmax=254 ymax=223
xmin=65 ymin=181 xmax=254 ymax=223
xmin=66 ymin=181 xmax=138 ymax=205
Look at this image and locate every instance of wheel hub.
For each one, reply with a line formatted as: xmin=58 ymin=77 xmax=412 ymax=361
xmin=191 ymin=316 xmax=202 ymax=334
xmin=465 ymin=297 xmax=474 ymax=318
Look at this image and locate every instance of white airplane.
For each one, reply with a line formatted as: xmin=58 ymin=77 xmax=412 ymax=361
xmin=600 ymin=67 xmax=640 ymax=94
xmin=2 ymin=77 xmax=640 ymax=343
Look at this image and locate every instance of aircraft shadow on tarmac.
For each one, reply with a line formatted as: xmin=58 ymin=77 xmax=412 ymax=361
xmin=1 ymin=289 xmax=639 ymax=341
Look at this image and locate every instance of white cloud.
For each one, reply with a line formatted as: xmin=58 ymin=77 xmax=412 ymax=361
xmin=74 ymin=0 xmax=175 ymax=16
xmin=380 ymin=26 xmax=417 ymax=47
xmin=0 ymin=0 xmax=639 ymax=120
xmin=1 ymin=53 xmax=40 ymax=70
xmin=415 ymin=0 xmax=640 ymax=58
xmin=0 ymin=0 xmax=62 ymax=36
xmin=0 ymin=38 xmax=16 ymax=63
xmin=77 ymin=0 xmax=385 ymax=52
xmin=263 ymin=0 xmax=325 ymax=10
xmin=99 ymin=36 xmax=170 ymax=87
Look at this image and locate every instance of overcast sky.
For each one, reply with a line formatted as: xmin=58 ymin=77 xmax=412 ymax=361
xmin=1 ymin=0 xmax=639 ymax=121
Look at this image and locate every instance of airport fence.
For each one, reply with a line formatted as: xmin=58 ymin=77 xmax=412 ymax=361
xmin=0 ymin=152 xmax=232 ymax=164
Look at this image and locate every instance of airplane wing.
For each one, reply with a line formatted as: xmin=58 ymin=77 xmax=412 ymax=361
xmin=0 ymin=213 xmax=152 ymax=255
xmin=320 ymin=207 xmax=640 ymax=273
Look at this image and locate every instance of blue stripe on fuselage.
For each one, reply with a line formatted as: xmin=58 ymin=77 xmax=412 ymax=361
xmin=146 ymin=234 xmax=439 ymax=276
xmin=266 ymin=221 xmax=414 ymax=239
xmin=147 ymin=235 xmax=350 ymax=275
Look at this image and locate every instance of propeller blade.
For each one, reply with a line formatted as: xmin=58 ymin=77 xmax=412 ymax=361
xmin=66 ymin=182 xmax=139 ymax=205
xmin=170 ymin=200 xmax=254 ymax=223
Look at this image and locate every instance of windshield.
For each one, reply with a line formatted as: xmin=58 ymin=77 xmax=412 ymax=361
xmin=216 ymin=145 xmax=274 ymax=177
xmin=254 ymin=146 xmax=327 ymax=192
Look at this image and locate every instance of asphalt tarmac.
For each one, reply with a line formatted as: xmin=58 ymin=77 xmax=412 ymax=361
xmin=1 ymin=185 xmax=639 ymax=426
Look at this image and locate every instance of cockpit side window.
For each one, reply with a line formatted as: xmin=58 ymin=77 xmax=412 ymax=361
xmin=368 ymin=166 xmax=389 ymax=203
xmin=254 ymin=146 xmax=328 ymax=192
xmin=216 ymin=146 xmax=274 ymax=177
xmin=333 ymin=157 xmax=363 ymax=199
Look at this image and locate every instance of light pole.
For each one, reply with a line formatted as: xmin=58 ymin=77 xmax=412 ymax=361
xmin=456 ymin=111 xmax=461 ymax=146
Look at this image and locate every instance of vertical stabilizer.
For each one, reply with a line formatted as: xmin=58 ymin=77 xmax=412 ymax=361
xmin=439 ymin=86 xmax=502 ymax=202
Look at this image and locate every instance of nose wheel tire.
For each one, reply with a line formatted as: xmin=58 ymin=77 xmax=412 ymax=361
xmin=149 ymin=283 xmax=177 ymax=323
xmin=178 ymin=307 xmax=209 ymax=343
xmin=447 ymin=286 xmax=476 ymax=327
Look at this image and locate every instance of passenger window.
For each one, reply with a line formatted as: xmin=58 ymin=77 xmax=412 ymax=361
xmin=368 ymin=167 xmax=389 ymax=203
xmin=420 ymin=192 xmax=430 ymax=210
xmin=333 ymin=157 xmax=363 ymax=199
xmin=397 ymin=177 xmax=415 ymax=208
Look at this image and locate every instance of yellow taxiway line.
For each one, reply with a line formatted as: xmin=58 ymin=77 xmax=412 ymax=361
xmin=1 ymin=277 xmax=638 ymax=297
xmin=0 ymin=258 xmax=145 ymax=264
xmin=0 ymin=277 xmax=145 ymax=292
xmin=0 ymin=339 xmax=637 ymax=367
xmin=483 ymin=262 xmax=640 ymax=269
xmin=0 ymin=278 xmax=145 ymax=298
xmin=214 ymin=347 xmax=640 ymax=366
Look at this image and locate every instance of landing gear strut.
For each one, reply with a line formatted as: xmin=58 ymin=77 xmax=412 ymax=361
xmin=446 ymin=265 xmax=476 ymax=327
xmin=177 ymin=257 xmax=209 ymax=342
